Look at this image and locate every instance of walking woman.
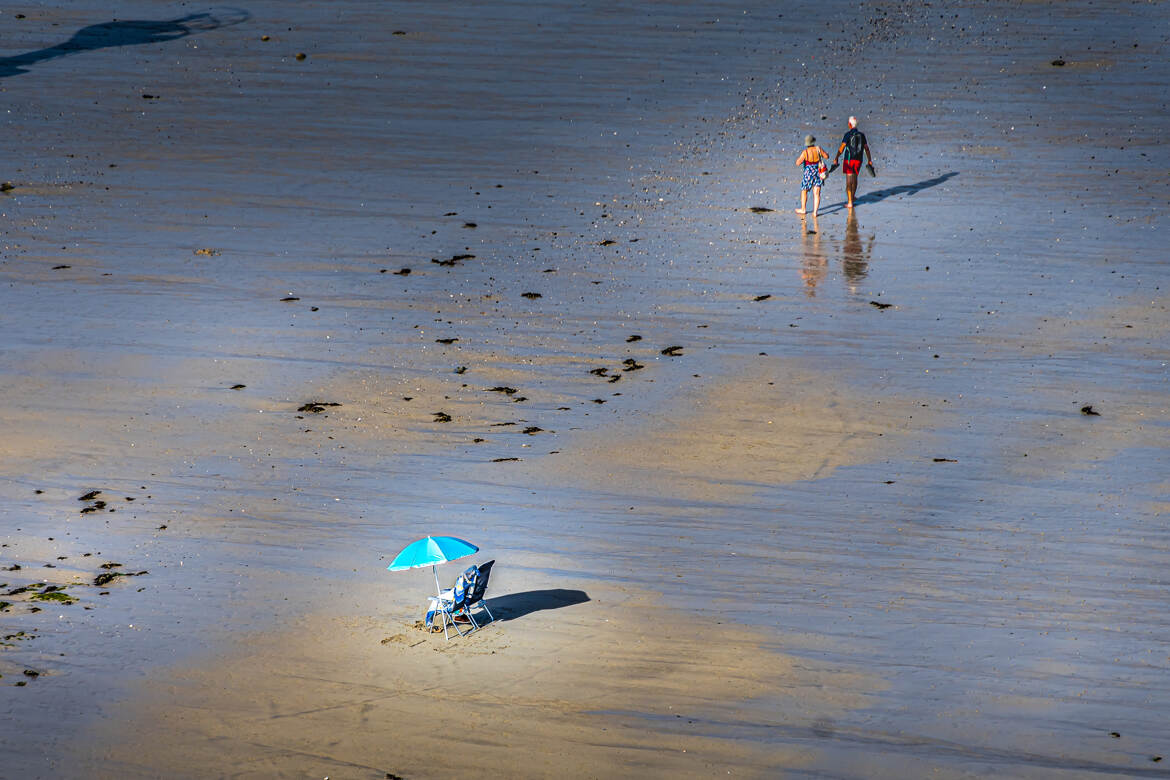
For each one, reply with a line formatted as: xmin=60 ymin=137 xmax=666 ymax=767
xmin=795 ymin=134 xmax=830 ymax=215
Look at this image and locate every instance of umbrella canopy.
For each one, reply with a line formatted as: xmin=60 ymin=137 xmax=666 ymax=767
xmin=387 ymin=536 xmax=479 ymax=571
xmin=387 ymin=536 xmax=479 ymax=596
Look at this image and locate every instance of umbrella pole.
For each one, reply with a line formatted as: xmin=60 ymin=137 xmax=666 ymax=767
xmin=433 ymin=564 xmax=441 ymax=596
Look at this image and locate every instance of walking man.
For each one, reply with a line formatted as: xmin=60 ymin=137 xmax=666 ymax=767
xmin=831 ymin=116 xmax=874 ymax=210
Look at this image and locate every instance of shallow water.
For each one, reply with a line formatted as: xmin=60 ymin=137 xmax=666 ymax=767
xmin=1 ymin=0 xmax=1168 ymax=776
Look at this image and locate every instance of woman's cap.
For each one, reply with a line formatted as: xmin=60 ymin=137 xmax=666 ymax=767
xmin=804 ymin=134 xmax=816 ymax=146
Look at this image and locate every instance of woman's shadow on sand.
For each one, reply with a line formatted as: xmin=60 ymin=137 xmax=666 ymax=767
xmin=487 ymin=589 xmax=590 ymax=622
xmin=819 ymin=171 xmax=958 ymax=215
xmin=0 ymin=9 xmax=250 ymax=79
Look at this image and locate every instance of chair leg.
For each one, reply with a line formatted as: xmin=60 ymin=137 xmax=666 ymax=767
xmin=434 ymin=602 xmax=483 ymax=640
xmin=480 ymin=601 xmax=494 ymax=623
xmin=450 ymin=609 xmax=466 ymax=637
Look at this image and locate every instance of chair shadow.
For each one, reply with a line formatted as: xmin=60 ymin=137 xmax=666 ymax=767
xmin=0 ymin=9 xmax=251 ymax=80
xmin=818 ymin=171 xmax=959 ymax=215
xmin=486 ymin=589 xmax=590 ymax=621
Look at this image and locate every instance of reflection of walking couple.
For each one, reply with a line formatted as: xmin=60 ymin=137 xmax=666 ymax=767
xmin=800 ymin=210 xmax=875 ymax=298
xmin=795 ymin=116 xmax=875 ymax=216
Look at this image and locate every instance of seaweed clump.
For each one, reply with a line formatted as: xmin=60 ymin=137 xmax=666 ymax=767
xmin=94 ymin=570 xmax=148 ymax=587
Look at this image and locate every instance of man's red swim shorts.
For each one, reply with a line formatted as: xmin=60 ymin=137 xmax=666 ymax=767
xmin=843 ymin=159 xmax=862 ymax=176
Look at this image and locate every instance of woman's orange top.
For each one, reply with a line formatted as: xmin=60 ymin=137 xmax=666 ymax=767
xmin=801 ymin=147 xmax=825 ymax=165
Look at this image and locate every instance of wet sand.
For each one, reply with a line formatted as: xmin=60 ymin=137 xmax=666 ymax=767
xmin=2 ymin=0 xmax=1169 ymax=777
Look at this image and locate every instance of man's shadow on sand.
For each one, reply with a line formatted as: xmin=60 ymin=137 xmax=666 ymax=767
xmin=819 ymin=171 xmax=958 ymax=215
xmin=0 ymin=9 xmax=250 ymax=79
xmin=486 ymin=589 xmax=590 ymax=621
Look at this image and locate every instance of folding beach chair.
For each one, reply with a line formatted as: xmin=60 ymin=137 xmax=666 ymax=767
xmin=427 ymin=564 xmax=479 ymax=640
xmin=462 ymin=559 xmax=495 ymax=628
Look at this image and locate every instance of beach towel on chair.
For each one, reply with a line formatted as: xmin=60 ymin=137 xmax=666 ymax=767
xmin=453 ymin=565 xmax=478 ymax=605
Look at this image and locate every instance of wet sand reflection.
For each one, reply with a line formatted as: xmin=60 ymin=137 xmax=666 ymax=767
xmin=799 ymin=215 xmax=827 ymax=297
xmin=799 ymin=212 xmax=875 ymax=297
xmin=841 ymin=211 xmax=875 ymax=294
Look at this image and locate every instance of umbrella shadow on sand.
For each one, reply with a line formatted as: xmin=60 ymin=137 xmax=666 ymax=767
xmin=819 ymin=171 xmax=959 ymax=215
xmin=487 ymin=589 xmax=590 ymax=622
xmin=0 ymin=9 xmax=250 ymax=79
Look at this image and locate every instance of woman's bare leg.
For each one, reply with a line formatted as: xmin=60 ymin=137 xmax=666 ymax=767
xmin=796 ymin=188 xmax=808 ymax=214
xmin=812 ymin=186 xmax=821 ymax=215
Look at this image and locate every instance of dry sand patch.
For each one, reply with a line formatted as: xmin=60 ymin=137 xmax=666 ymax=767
xmin=84 ymin=581 xmax=875 ymax=779
xmin=527 ymin=359 xmax=938 ymax=504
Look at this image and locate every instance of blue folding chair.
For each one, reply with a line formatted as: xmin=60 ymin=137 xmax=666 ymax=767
xmin=462 ymin=559 xmax=495 ymax=628
xmin=425 ymin=561 xmax=496 ymax=640
xmin=426 ymin=565 xmax=479 ymax=640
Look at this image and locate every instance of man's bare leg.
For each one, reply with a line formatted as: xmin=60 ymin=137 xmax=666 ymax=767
xmin=845 ymin=173 xmax=857 ymax=209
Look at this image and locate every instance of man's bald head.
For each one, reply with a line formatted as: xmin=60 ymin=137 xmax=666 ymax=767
xmin=848 ymin=116 xmax=858 ymax=128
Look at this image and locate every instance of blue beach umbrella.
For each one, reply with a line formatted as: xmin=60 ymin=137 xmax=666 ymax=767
xmin=387 ymin=535 xmax=479 ymax=595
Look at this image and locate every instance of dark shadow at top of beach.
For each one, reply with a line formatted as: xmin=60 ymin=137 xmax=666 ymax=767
xmin=0 ymin=9 xmax=250 ymax=80
xmin=819 ymin=171 xmax=959 ymax=215
xmin=488 ymin=589 xmax=591 ymax=621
